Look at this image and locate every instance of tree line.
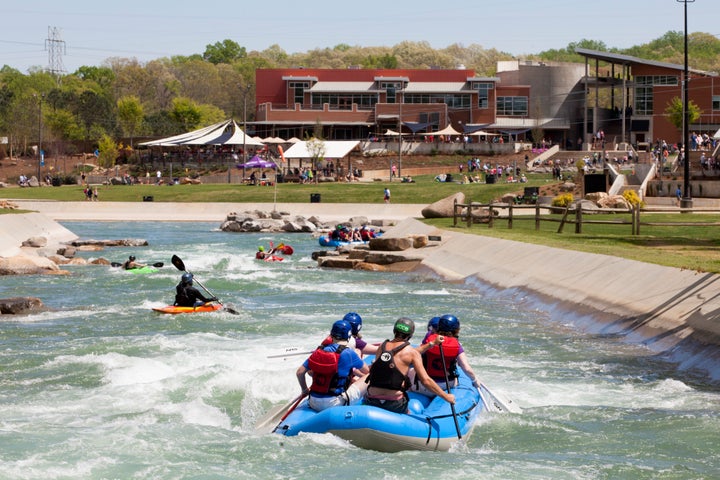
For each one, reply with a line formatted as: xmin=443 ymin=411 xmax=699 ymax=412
xmin=1 ymin=32 xmax=718 ymax=167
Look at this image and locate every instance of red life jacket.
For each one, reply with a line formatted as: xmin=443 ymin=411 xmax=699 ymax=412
xmin=308 ymin=344 xmax=347 ymax=395
xmin=423 ymin=334 xmax=460 ymax=381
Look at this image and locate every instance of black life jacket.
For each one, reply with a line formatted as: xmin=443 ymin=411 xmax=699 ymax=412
xmin=422 ymin=334 xmax=460 ymax=381
xmin=174 ymin=284 xmax=193 ymax=307
xmin=308 ymin=344 xmax=348 ymax=395
xmin=366 ymin=340 xmax=410 ymax=391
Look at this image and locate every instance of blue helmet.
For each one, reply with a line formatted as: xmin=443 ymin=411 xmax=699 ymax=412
xmin=438 ymin=314 xmax=460 ymax=333
xmin=343 ymin=312 xmax=362 ymax=336
xmin=330 ymin=320 xmax=352 ymax=340
xmin=181 ymin=272 xmax=193 ymax=284
xmin=428 ymin=316 xmax=440 ymax=331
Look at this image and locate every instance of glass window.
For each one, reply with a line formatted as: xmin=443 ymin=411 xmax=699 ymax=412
xmin=310 ymin=93 xmax=378 ymax=110
xmin=497 ymin=96 xmax=528 ymax=116
xmin=473 ymin=82 xmax=493 ymax=109
xmin=404 ymin=93 xmax=470 ymax=108
xmin=713 ymin=95 xmax=720 ymax=111
xmin=289 ymin=81 xmax=309 ymax=105
xmin=634 ymin=76 xmax=679 ymax=115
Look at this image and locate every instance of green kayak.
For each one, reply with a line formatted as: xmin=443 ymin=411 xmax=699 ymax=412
xmin=125 ymin=266 xmax=159 ymax=274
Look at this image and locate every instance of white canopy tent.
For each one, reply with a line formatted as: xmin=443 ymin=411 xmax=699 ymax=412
xmin=420 ymin=125 xmax=462 ymax=137
xmin=467 ymin=130 xmax=499 ymax=136
xmin=281 ymin=140 xmax=360 ymax=173
xmin=282 ymin=140 xmax=360 ymax=160
xmin=138 ymin=120 xmax=263 ymax=147
xmin=713 ymin=128 xmax=720 ymax=139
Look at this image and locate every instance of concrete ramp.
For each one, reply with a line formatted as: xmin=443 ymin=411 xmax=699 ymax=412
xmin=0 ymin=213 xmax=78 ymax=257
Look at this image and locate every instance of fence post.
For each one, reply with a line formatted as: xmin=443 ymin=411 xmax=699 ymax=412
xmin=488 ymin=203 xmax=494 ymax=228
xmin=453 ymin=199 xmax=458 ymax=227
xmin=467 ymin=199 xmax=473 ymax=228
xmin=508 ymin=203 xmax=513 ymax=229
xmin=535 ymin=203 xmax=540 ymax=231
xmin=557 ymin=205 xmax=570 ymax=233
xmin=575 ymin=204 xmax=582 ymax=234
xmin=634 ymin=205 xmax=640 ymax=235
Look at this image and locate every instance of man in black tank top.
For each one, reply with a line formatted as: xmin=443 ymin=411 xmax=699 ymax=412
xmin=365 ymin=318 xmax=455 ymax=413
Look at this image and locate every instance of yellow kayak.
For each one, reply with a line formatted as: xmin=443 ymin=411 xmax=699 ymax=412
xmin=152 ymin=303 xmax=223 ymax=314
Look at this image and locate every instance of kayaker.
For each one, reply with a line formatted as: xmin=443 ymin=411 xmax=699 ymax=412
xmin=364 ymin=318 xmax=454 ymax=414
xmin=123 ymin=255 xmax=145 ymax=270
xmin=296 ymin=320 xmax=369 ymax=411
xmin=412 ymin=314 xmax=482 ymax=397
xmin=173 ymin=273 xmax=216 ymax=307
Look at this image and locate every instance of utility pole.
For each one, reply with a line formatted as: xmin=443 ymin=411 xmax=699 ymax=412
xmin=678 ymin=0 xmax=694 ymax=209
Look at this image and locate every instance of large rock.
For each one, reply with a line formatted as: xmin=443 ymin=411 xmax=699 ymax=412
xmin=368 ymin=237 xmax=413 ymax=251
xmin=22 ymin=236 xmax=48 ymax=248
xmin=422 ymin=192 xmax=465 ymax=218
xmin=0 ymin=255 xmax=61 ymax=275
xmin=0 ymin=297 xmax=44 ymax=314
xmin=71 ymin=239 xmax=148 ymax=247
xmin=597 ymin=195 xmax=632 ymax=210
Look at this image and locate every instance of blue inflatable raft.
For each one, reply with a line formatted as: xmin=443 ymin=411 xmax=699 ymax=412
xmin=273 ymin=356 xmax=487 ymax=452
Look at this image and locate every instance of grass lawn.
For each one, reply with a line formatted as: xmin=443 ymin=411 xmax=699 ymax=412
xmin=1 ymin=173 xmax=553 ymax=204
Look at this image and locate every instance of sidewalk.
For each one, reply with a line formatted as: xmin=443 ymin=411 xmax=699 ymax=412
xmin=13 ymin=201 xmax=427 ymax=222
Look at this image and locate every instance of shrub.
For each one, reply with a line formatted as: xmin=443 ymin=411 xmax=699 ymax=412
xmin=552 ymin=192 xmax=574 ymax=207
xmin=622 ymin=190 xmax=645 ymax=208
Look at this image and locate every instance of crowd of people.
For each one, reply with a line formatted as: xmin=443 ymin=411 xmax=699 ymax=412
xmin=327 ymin=224 xmax=378 ymax=243
xmin=296 ymin=312 xmax=483 ymax=415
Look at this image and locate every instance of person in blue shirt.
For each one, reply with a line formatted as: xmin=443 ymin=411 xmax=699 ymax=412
xmin=297 ymin=320 xmax=369 ymax=411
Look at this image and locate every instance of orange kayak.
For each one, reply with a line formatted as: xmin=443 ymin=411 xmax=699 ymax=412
xmin=152 ymin=303 xmax=223 ymax=314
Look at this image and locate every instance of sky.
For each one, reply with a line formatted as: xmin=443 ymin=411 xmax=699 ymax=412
xmin=1 ymin=0 xmax=718 ymax=74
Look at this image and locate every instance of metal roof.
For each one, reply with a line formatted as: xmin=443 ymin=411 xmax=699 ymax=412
xmin=575 ymin=48 xmax=716 ymax=76
xmin=489 ymin=117 xmax=570 ymax=130
xmin=404 ymin=82 xmax=469 ymax=93
xmin=309 ymin=81 xmax=378 ymax=92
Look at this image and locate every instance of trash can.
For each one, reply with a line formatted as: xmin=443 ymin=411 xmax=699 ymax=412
xmin=51 ymin=176 xmax=62 ymax=187
xmin=310 ymin=193 xmax=321 ymax=203
xmin=276 ymin=173 xmax=284 ymax=183
xmin=485 ymin=174 xmax=495 ymax=184
xmin=143 ymin=196 xmax=154 ymax=202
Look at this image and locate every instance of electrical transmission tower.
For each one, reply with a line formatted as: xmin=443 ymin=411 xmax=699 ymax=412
xmin=46 ymin=26 xmax=66 ymax=81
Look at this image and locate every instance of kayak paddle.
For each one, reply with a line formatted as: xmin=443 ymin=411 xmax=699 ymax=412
xmin=439 ymin=342 xmax=462 ymax=439
xmin=170 ymin=254 xmax=239 ymax=315
xmin=111 ymin=261 xmax=164 ymax=268
xmin=478 ymin=383 xmax=522 ymax=414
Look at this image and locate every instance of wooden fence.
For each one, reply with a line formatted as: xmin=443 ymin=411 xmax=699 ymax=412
xmin=453 ymin=199 xmax=720 ymax=235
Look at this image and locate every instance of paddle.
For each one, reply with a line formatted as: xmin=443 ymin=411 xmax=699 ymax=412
xmin=111 ymin=261 xmax=164 ymax=268
xmin=439 ymin=342 xmax=462 ymax=440
xmin=266 ymin=348 xmax=314 ymax=359
xmin=170 ymin=254 xmax=239 ymax=315
xmin=254 ymin=392 xmax=307 ymax=434
xmin=478 ymin=383 xmax=522 ymax=414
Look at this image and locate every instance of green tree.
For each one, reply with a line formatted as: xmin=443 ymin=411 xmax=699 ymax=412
xmin=97 ymin=133 xmax=118 ymax=168
xmin=169 ymin=97 xmax=203 ymax=131
xmin=203 ymin=39 xmax=246 ymax=64
xmin=664 ymin=96 xmax=702 ymax=131
xmin=116 ymin=95 xmax=145 ymax=147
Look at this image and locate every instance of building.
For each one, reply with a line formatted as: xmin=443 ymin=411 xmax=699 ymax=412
xmin=576 ymin=48 xmax=720 ymax=150
xmin=253 ymin=67 xmax=532 ymax=142
xmin=252 ymin=51 xmax=720 ymax=153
